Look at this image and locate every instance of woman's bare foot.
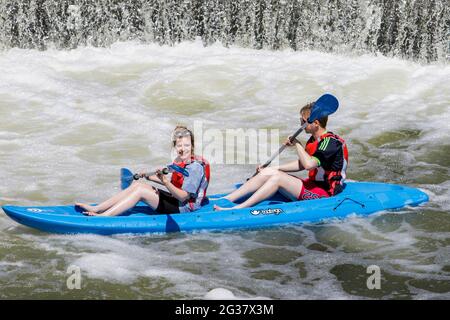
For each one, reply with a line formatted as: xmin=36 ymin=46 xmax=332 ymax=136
xmin=82 ymin=210 xmax=101 ymax=216
xmin=213 ymin=205 xmax=235 ymax=211
xmin=75 ymin=203 xmax=98 ymax=213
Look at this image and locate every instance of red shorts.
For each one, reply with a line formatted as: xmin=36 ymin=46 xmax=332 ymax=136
xmin=297 ymin=178 xmax=329 ymax=200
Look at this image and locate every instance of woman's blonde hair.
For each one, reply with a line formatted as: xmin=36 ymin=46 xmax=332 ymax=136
xmin=172 ymin=125 xmax=195 ymax=152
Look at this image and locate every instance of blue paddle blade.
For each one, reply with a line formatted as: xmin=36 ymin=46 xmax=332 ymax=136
xmin=120 ymin=168 xmax=134 ymax=190
xmin=308 ymin=93 xmax=339 ymax=123
xmin=167 ymin=164 xmax=189 ymax=177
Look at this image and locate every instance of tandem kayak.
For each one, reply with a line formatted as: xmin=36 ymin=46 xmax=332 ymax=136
xmin=1 ymin=181 xmax=428 ymax=235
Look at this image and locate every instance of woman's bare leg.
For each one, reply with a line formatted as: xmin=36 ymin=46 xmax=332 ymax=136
xmin=76 ymin=182 xmax=141 ymax=213
xmin=85 ymin=184 xmax=160 ymax=216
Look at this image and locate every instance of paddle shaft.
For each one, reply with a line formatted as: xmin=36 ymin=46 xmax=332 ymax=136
xmin=134 ymin=168 xmax=169 ymax=181
xmin=250 ymin=122 xmax=308 ymax=178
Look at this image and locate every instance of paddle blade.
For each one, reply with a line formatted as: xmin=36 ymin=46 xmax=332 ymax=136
xmin=120 ymin=168 xmax=134 ymax=190
xmin=308 ymin=93 xmax=339 ymax=123
xmin=167 ymin=164 xmax=189 ymax=177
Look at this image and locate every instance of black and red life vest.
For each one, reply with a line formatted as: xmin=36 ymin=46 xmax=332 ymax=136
xmin=305 ymin=131 xmax=348 ymax=196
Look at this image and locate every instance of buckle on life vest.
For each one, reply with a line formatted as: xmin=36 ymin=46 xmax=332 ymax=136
xmin=330 ymin=175 xmax=342 ymax=181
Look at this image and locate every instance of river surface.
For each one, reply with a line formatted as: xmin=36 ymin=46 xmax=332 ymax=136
xmin=0 ymin=41 xmax=449 ymax=299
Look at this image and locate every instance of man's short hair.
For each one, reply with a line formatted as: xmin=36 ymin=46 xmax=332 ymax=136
xmin=300 ymin=102 xmax=328 ymax=128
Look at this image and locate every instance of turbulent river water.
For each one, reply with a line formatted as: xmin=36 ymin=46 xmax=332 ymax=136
xmin=0 ymin=40 xmax=449 ymax=299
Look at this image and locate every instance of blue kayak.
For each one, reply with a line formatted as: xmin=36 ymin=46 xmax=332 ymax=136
xmin=1 ymin=181 xmax=428 ymax=235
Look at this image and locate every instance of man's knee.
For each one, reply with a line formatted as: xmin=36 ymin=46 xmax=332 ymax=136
xmin=270 ymin=171 xmax=293 ymax=186
xmin=260 ymin=167 xmax=279 ymax=176
xmin=268 ymin=172 xmax=282 ymax=184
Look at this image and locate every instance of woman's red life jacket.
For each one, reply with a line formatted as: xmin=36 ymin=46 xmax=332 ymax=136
xmin=305 ymin=132 xmax=348 ymax=196
xmin=170 ymin=155 xmax=210 ymax=206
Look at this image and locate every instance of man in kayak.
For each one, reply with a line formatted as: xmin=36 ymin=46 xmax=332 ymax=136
xmin=75 ymin=126 xmax=210 ymax=216
xmin=214 ymin=100 xmax=348 ymax=211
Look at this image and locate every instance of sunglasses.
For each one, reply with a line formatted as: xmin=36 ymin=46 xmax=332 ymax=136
xmin=172 ymin=129 xmax=192 ymax=141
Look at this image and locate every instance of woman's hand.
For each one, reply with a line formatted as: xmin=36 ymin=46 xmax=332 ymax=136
xmin=156 ymin=168 xmax=169 ymax=185
xmin=136 ymin=169 xmax=149 ymax=179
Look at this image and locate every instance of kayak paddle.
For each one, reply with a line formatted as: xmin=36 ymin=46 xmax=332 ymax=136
xmin=249 ymin=93 xmax=339 ymax=178
xmin=120 ymin=164 xmax=189 ymax=190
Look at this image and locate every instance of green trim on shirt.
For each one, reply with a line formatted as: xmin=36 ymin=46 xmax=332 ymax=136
xmin=319 ymin=137 xmax=330 ymax=151
xmin=312 ymin=156 xmax=321 ymax=167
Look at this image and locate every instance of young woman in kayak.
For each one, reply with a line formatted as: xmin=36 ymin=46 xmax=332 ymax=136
xmin=214 ymin=102 xmax=348 ymax=211
xmin=75 ymin=126 xmax=210 ymax=216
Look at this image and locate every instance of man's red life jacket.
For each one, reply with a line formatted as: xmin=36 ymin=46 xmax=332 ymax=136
xmin=170 ymin=155 xmax=210 ymax=209
xmin=305 ymin=132 xmax=348 ymax=196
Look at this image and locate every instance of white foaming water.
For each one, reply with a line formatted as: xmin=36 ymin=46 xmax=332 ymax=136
xmin=204 ymin=288 xmax=271 ymax=300
xmin=0 ymin=40 xmax=449 ymax=299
